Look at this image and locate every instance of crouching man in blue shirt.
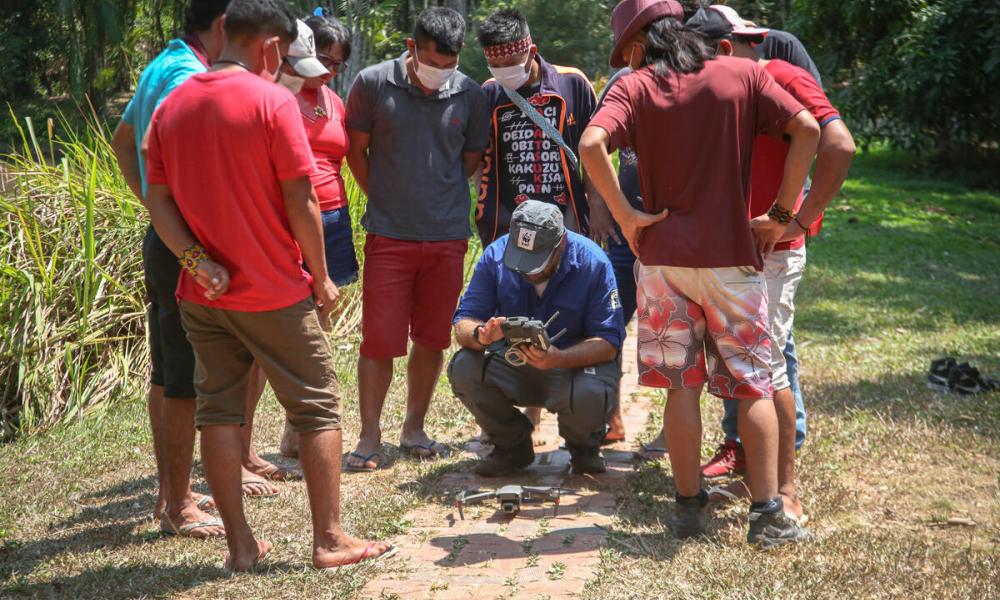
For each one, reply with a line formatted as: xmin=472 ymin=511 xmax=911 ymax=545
xmin=449 ymin=201 xmax=625 ymax=476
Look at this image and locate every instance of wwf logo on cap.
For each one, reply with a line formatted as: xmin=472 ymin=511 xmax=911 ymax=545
xmin=517 ymin=229 xmax=537 ymax=251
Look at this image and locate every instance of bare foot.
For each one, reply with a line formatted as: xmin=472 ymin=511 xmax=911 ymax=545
xmin=241 ymin=468 xmax=279 ymax=497
xmin=193 ymin=492 xmax=216 ymax=511
xmin=400 ymin=429 xmax=448 ymax=459
xmin=314 ymin=535 xmax=395 ymax=569
xmin=156 ymin=490 xmax=213 ymax=518
xmin=346 ymin=437 xmax=382 ymax=471
xmin=160 ymin=502 xmax=225 ymax=539
xmin=244 ymin=455 xmax=302 ymax=482
xmin=224 ymin=539 xmax=273 ymax=572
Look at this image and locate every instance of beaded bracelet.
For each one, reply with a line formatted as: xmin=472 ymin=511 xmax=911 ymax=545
xmin=793 ymin=216 xmax=810 ymax=232
xmin=767 ymin=203 xmax=798 ymax=225
xmin=178 ymin=243 xmax=210 ymax=278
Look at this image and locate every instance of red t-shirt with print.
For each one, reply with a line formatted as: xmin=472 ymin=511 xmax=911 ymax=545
xmin=750 ymin=59 xmax=840 ymax=250
xmin=298 ymin=85 xmax=350 ymax=212
xmin=146 ymin=70 xmax=316 ymax=312
xmin=589 ymin=57 xmax=804 ymax=270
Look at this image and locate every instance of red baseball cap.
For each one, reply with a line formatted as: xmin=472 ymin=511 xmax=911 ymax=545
xmin=609 ymin=0 xmax=685 ymax=68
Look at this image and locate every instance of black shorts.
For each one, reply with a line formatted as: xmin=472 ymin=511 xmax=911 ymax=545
xmin=143 ymin=225 xmax=196 ymax=399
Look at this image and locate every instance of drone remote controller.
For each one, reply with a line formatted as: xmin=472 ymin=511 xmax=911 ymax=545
xmin=501 ymin=312 xmax=567 ymax=366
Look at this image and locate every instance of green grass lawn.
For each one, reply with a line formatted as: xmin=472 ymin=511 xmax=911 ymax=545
xmin=1 ymin=149 xmax=998 ymax=598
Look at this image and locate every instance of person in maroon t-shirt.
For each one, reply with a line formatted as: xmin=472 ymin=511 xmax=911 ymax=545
xmin=145 ymin=0 xmax=394 ymax=571
xmin=580 ymin=0 xmax=818 ymax=548
xmin=687 ymin=4 xmax=856 ymax=523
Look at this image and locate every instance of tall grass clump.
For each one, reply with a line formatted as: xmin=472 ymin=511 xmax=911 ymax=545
xmin=0 ymin=108 xmax=147 ymax=438
xmin=0 ymin=104 xmax=484 ymax=439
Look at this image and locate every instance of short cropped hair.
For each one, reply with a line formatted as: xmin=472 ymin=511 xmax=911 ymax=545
xmin=478 ymin=8 xmax=530 ymax=48
xmin=414 ymin=7 xmax=466 ymax=56
xmin=184 ymin=0 xmax=230 ymax=35
xmin=305 ymin=15 xmax=352 ymax=60
xmin=223 ymin=0 xmax=297 ymax=44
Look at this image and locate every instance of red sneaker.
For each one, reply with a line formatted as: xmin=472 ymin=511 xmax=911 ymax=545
xmin=701 ymin=440 xmax=745 ymax=479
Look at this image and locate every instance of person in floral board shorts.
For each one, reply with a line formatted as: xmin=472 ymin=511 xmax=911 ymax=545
xmin=580 ymin=0 xmax=819 ymax=547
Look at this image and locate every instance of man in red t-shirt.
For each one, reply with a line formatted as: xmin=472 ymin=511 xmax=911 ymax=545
xmin=687 ymin=4 xmax=856 ymax=522
xmin=580 ymin=0 xmax=819 ymax=547
xmin=144 ymin=0 xmax=394 ymax=571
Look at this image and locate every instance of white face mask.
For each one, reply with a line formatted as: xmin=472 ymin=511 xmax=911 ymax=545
xmin=413 ymin=49 xmax=456 ymax=91
xmin=277 ymin=70 xmax=305 ymax=94
xmin=488 ymin=57 xmax=531 ymax=90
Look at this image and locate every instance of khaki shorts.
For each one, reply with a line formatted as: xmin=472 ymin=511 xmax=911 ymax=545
xmin=763 ymin=247 xmax=807 ymax=391
xmin=179 ymin=298 xmax=342 ymax=433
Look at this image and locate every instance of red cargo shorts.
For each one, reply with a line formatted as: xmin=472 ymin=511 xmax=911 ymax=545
xmin=360 ymin=234 xmax=468 ymax=359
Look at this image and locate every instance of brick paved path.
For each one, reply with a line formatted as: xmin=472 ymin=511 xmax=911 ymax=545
xmin=360 ymin=331 xmax=656 ymax=599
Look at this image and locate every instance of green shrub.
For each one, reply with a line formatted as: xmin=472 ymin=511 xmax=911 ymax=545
xmin=789 ymin=0 xmax=1000 ymax=168
xmin=0 ymin=106 xmax=483 ymax=438
xmin=1 ymin=111 xmax=146 ymax=437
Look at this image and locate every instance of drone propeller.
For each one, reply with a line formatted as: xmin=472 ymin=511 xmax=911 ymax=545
xmin=521 ymin=486 xmax=576 ymax=495
xmin=454 ymin=489 xmax=500 ymax=520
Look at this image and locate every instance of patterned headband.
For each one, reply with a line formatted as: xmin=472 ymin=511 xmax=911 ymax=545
xmin=484 ymin=36 xmax=533 ymax=61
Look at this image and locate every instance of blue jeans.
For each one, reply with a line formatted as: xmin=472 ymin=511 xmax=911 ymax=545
xmin=315 ymin=207 xmax=359 ymax=286
xmin=608 ymin=236 xmax=638 ymax=324
xmin=722 ymin=330 xmax=807 ymax=449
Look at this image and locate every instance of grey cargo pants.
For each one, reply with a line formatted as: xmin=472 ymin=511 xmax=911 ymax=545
xmin=448 ymin=348 xmax=621 ymax=451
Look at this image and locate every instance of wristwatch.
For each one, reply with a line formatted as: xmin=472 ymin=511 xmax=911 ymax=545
xmin=473 ymin=324 xmax=486 ymax=346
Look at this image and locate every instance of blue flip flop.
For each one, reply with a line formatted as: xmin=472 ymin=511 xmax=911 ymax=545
xmin=345 ymin=451 xmax=381 ymax=472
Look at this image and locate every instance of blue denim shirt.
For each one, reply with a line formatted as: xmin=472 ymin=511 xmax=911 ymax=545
xmin=454 ymin=231 xmax=625 ymax=350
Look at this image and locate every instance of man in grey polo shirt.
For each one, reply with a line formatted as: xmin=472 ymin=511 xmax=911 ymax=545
xmin=345 ymin=6 xmax=490 ymax=471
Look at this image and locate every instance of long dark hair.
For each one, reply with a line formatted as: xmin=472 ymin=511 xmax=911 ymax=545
xmin=641 ymin=16 xmax=712 ymax=77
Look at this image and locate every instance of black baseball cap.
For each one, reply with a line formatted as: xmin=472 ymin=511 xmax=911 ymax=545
xmin=685 ymin=5 xmax=769 ymax=41
xmin=684 ymin=7 xmax=732 ymax=41
xmin=503 ymin=200 xmax=565 ymax=275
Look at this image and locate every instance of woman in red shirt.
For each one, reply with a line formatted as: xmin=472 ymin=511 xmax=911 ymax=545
xmin=277 ymin=15 xmax=356 ymax=460
xmin=283 ymin=15 xmax=358 ymax=287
